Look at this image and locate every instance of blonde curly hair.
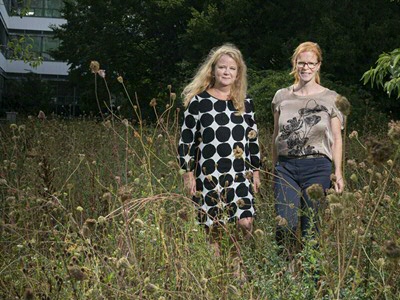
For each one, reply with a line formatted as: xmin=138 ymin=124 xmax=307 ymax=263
xmin=181 ymin=43 xmax=248 ymax=114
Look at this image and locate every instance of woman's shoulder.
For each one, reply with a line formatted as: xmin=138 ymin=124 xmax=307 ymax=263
xmin=272 ymin=86 xmax=292 ymax=103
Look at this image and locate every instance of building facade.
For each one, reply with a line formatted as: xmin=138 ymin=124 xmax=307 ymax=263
xmin=0 ymin=0 xmax=75 ymax=116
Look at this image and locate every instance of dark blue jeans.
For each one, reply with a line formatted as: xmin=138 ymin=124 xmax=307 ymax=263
xmin=274 ymin=156 xmax=332 ymax=249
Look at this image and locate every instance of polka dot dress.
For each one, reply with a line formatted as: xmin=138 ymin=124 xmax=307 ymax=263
xmin=178 ymin=91 xmax=261 ymax=227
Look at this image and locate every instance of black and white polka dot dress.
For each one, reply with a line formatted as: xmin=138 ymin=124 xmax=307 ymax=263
xmin=178 ymin=91 xmax=261 ymax=227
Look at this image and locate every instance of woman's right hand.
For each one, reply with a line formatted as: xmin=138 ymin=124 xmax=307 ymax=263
xmin=183 ymin=171 xmax=196 ymax=195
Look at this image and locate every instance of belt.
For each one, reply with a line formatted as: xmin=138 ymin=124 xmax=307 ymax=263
xmin=279 ymin=154 xmax=327 ymax=160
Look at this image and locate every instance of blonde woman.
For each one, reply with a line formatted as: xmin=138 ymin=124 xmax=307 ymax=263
xmin=178 ymin=44 xmax=261 ymax=256
xmin=272 ymin=41 xmax=344 ymax=259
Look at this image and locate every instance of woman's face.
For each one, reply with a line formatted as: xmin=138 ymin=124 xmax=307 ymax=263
xmin=213 ymin=54 xmax=238 ymax=89
xmin=295 ymin=51 xmax=320 ymax=83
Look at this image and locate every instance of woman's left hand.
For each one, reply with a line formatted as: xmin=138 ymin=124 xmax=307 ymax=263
xmin=253 ymin=170 xmax=261 ymax=193
xmin=334 ymin=174 xmax=344 ymax=193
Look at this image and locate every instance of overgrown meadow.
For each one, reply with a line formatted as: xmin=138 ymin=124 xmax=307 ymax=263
xmin=1 ymin=68 xmax=400 ymax=300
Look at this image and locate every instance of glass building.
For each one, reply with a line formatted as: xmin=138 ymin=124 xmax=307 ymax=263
xmin=0 ymin=0 xmax=77 ymax=116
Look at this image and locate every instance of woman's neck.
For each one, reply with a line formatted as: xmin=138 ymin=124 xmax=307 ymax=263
xmin=208 ymin=86 xmax=231 ymax=100
xmin=293 ymin=82 xmax=324 ymax=96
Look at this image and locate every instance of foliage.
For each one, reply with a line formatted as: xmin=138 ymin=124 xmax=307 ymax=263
xmin=51 ymin=0 xmax=400 ymax=120
xmin=362 ymin=48 xmax=400 ymax=99
xmin=6 ymin=36 xmax=43 ymax=68
xmin=2 ymin=73 xmax=54 ymax=114
xmin=1 ymin=72 xmax=400 ymax=299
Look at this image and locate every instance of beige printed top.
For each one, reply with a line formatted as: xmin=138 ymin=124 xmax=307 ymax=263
xmin=272 ymin=86 xmax=344 ymax=160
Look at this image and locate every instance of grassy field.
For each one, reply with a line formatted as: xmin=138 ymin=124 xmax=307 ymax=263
xmin=1 ymin=99 xmax=400 ymax=299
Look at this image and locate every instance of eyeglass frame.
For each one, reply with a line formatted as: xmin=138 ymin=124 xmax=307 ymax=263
xmin=296 ymin=61 xmax=320 ymax=69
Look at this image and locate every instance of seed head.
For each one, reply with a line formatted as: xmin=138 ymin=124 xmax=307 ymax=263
xmin=170 ymin=93 xmax=177 ymax=101
xmin=253 ymin=228 xmax=264 ymax=238
xmin=329 ymin=203 xmax=343 ymax=218
xmin=117 ymin=257 xmax=130 ymax=269
xmin=335 ymin=95 xmax=351 ymax=116
xmin=248 ymin=129 xmax=257 ymax=139
xmin=145 ymin=283 xmax=159 ymax=293
xmin=275 ymin=215 xmax=288 ymax=227
xmin=98 ymin=69 xmax=106 ymax=78
xmin=365 ymin=137 xmax=393 ymax=165
xmin=382 ymin=240 xmax=400 ymax=259
xmin=233 ymin=145 xmax=244 ymax=159
xmin=149 ymin=98 xmax=157 ymax=107
xmin=117 ymin=76 xmax=124 ymax=83
xmin=306 ymin=183 xmax=324 ymax=201
xmin=388 ymin=120 xmax=400 ymax=144
xmin=89 ymin=61 xmax=100 ymax=73
xmin=68 ymin=265 xmax=87 ymax=281
xmin=97 ymin=216 xmax=106 ymax=224
xmin=349 ymin=130 xmax=358 ymax=139
xmin=23 ymin=288 xmax=34 ymax=300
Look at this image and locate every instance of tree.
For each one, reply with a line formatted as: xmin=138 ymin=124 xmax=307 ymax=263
xmin=362 ymin=48 xmax=400 ymax=99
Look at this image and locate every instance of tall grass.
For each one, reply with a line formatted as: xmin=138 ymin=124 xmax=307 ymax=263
xmin=0 ymin=64 xmax=399 ymax=299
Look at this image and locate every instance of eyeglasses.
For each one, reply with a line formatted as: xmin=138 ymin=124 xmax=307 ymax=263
xmin=296 ymin=61 xmax=319 ymax=69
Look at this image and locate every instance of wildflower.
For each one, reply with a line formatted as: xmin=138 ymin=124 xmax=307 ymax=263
xmin=347 ymin=159 xmax=357 ymax=168
xmin=376 ymin=257 xmax=385 ymax=268
xmin=276 ymin=215 xmax=288 ymax=227
xmin=233 ymin=145 xmax=244 ymax=159
xmin=10 ymin=123 xmax=18 ymax=130
xmin=84 ymin=218 xmax=97 ymax=229
xmin=248 ymin=129 xmax=257 ymax=139
xmin=200 ymin=277 xmax=208 ymax=286
xmin=97 ymin=216 xmax=106 ymax=224
xmin=306 ymin=183 xmax=324 ymax=201
xmin=170 ymin=92 xmax=177 ymax=101
xmin=388 ymin=120 xmax=400 ymax=144
xmin=89 ymin=61 xmax=100 ymax=73
xmin=393 ymin=177 xmax=400 ymax=187
xmin=18 ymin=125 xmax=26 ymax=132
xmin=365 ymin=137 xmax=393 ymax=164
xmin=98 ymin=69 xmax=106 ymax=78
xmin=227 ymin=284 xmax=240 ymax=295
xmin=102 ymin=192 xmax=112 ymax=201
xmin=145 ymin=283 xmax=159 ymax=293
xmin=23 ymin=288 xmax=34 ymax=300
xmin=253 ymin=228 xmax=264 ymax=238
xmin=177 ymin=208 xmax=188 ymax=221
xmin=133 ymin=218 xmax=145 ymax=227
xmin=349 ymin=130 xmax=358 ymax=139
xmin=117 ymin=76 xmax=124 ymax=83
xmin=103 ymin=120 xmax=112 ymax=128
xmin=350 ymin=173 xmax=358 ymax=182
xmin=149 ymin=98 xmax=157 ymax=107
xmin=382 ymin=240 xmax=400 ymax=259
xmin=122 ymin=119 xmax=129 ymax=127
xmin=68 ymin=265 xmax=87 ymax=281
xmin=387 ymin=159 xmax=394 ymax=167
xmin=167 ymin=84 xmax=172 ymax=91
xmin=117 ymin=257 xmax=130 ymax=269
xmin=335 ymin=95 xmax=351 ymax=116
xmin=76 ymin=206 xmax=84 ymax=212
xmin=237 ymin=198 xmax=245 ymax=208
xmin=10 ymin=162 xmax=17 ymax=170
xmin=329 ymin=203 xmax=343 ymax=218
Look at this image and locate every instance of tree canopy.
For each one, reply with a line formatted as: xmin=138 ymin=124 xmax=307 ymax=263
xmin=52 ymin=0 xmax=400 ymax=117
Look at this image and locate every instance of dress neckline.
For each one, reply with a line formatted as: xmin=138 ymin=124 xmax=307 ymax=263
xmin=290 ymin=85 xmax=328 ymax=98
xmin=204 ymin=90 xmax=231 ymax=101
